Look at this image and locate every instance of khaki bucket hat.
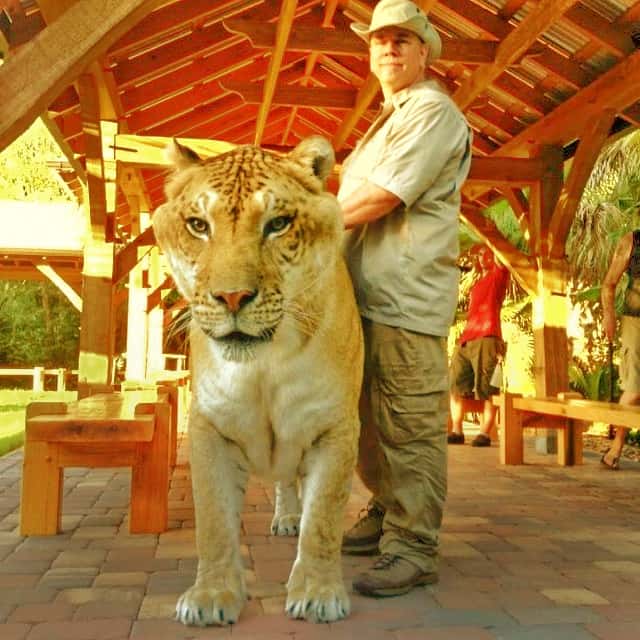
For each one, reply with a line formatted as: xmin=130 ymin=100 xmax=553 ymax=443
xmin=351 ymin=0 xmax=442 ymax=63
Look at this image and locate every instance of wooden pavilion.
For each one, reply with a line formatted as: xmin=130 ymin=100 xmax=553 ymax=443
xmin=1 ymin=0 xmax=639 ymax=397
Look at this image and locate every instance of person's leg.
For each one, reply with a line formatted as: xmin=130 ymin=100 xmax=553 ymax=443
xmin=353 ymin=324 xmax=447 ymax=596
xmin=604 ymin=317 xmax=640 ymax=467
xmin=603 ymin=390 xmax=640 ymax=465
xmin=448 ymin=345 xmax=473 ymax=442
xmin=467 ymin=337 xmax=501 ymax=446
xmin=479 ymin=399 xmax=499 ymax=437
xmin=343 ymin=317 xmax=385 ymax=555
xmin=449 ymin=392 xmax=465 ymax=434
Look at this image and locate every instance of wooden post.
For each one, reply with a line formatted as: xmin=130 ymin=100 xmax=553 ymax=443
xmin=498 ymin=392 xmax=523 ymax=465
xmin=56 ymin=368 xmax=67 ymax=392
xmin=32 ymin=366 xmax=44 ymax=392
xmin=77 ymin=75 xmax=117 ymax=398
xmin=130 ymin=401 xmax=171 ymax=533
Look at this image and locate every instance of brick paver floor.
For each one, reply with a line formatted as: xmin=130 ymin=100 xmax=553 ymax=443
xmin=1 ymin=434 xmax=639 ymax=640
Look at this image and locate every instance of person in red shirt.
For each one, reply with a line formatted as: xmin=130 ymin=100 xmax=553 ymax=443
xmin=448 ymin=245 xmax=509 ymax=446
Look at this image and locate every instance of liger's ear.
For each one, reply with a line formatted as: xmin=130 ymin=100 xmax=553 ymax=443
xmin=289 ymin=135 xmax=335 ymax=181
xmin=165 ymin=139 xmax=203 ymax=170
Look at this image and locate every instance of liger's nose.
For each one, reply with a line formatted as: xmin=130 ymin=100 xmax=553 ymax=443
xmin=213 ymin=289 xmax=256 ymax=313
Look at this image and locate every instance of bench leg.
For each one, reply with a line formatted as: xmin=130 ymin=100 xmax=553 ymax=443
xmin=498 ymin=392 xmax=523 ymax=465
xmin=130 ymin=404 xmax=171 ymax=533
xmin=21 ymin=441 xmax=62 ymax=535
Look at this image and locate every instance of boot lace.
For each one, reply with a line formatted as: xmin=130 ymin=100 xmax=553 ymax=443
xmin=372 ymin=553 xmax=400 ymax=570
xmin=353 ymin=503 xmax=384 ymax=530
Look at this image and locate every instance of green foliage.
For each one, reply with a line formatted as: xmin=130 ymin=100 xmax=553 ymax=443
xmin=0 ymin=281 xmax=80 ymax=372
xmin=568 ymin=361 xmax=618 ymax=402
xmin=0 ymin=119 xmax=72 ymax=202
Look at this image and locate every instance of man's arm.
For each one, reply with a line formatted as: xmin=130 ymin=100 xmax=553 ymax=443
xmin=601 ymin=231 xmax=633 ymax=341
xmin=340 ymin=181 xmax=402 ymax=230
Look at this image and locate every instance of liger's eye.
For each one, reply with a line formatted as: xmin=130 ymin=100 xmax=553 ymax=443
xmin=186 ymin=217 xmax=210 ymax=238
xmin=264 ymin=215 xmax=293 ymax=238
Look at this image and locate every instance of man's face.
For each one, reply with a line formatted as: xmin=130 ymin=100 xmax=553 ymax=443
xmin=477 ymin=247 xmax=496 ymax=271
xmin=369 ymin=27 xmax=427 ymax=95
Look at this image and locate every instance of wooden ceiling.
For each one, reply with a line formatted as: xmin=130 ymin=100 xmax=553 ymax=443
xmin=1 ymin=0 xmax=640 ymax=262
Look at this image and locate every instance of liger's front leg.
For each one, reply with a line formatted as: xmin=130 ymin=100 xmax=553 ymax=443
xmin=176 ymin=412 xmax=249 ymax=626
xmin=285 ymin=423 xmax=358 ymax=623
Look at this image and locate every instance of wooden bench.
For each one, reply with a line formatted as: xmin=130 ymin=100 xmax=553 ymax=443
xmin=497 ymin=392 xmax=640 ymax=466
xmin=20 ymin=388 xmax=173 ymax=535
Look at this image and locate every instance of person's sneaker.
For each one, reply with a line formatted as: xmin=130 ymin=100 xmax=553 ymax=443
xmin=471 ymin=433 xmax=491 ymax=447
xmin=447 ymin=432 xmax=465 ymax=444
xmin=352 ymin=553 xmax=438 ymax=597
xmin=342 ymin=502 xmax=384 ymax=555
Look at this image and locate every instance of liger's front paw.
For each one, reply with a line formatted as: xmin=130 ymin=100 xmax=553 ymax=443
xmin=271 ymin=513 xmax=301 ymax=536
xmin=175 ymin=584 xmax=246 ymax=626
xmin=285 ymin=582 xmax=350 ymax=623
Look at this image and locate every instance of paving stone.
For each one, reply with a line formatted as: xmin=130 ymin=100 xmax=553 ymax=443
xmin=51 ymin=550 xmax=106 ymax=569
xmin=39 ymin=568 xmax=99 ymax=589
xmin=8 ymin=602 xmax=74 ymax=623
xmin=73 ymin=600 xmax=140 ymax=621
xmin=54 ymin=587 xmax=143 ymax=607
xmin=146 ymin=570 xmax=193 ymax=595
xmin=92 ymin=572 xmax=148 ymax=588
xmin=130 ymin=618 xmax=231 ymax=639
xmin=507 ymin=606 xmax=603 ymax=625
xmin=540 ymin=588 xmax=610 ymax=606
xmin=393 ymin=627 xmax=495 ymax=639
xmin=1 ymin=623 xmax=30 ymax=640
xmin=586 ymin=621 xmax=640 ymax=640
xmin=490 ymin=624 xmax=599 ymax=640
xmin=137 ymin=594 xmax=177 ymax=620
xmin=25 ymin=618 xmax=132 ymax=640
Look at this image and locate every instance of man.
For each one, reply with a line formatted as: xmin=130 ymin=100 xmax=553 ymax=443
xmin=338 ymin=0 xmax=472 ymax=597
xmin=448 ymin=245 xmax=509 ymax=447
xmin=600 ymin=229 xmax=640 ymax=469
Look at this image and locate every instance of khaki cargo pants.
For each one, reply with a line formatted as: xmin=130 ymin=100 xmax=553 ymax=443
xmin=357 ymin=317 xmax=448 ymax=573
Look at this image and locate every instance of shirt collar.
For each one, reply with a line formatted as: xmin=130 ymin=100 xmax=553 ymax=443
xmin=383 ymin=78 xmax=443 ymax=110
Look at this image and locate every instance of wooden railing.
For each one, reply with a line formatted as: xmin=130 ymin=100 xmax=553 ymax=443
xmin=0 ymin=367 xmax=77 ymax=391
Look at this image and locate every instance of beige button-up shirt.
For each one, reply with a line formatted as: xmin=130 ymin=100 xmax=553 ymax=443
xmin=339 ymin=79 xmax=472 ymax=337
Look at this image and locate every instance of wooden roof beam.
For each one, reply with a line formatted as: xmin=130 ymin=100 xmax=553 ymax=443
xmin=254 ymin=0 xmax=297 ymax=145
xmin=0 ymin=0 xmax=163 ymax=151
xmin=113 ymin=226 xmax=155 ymax=284
xmin=223 ymin=16 xmax=498 ymax=63
xmin=332 ymin=73 xmax=380 ymax=151
xmin=494 ymin=50 xmax=640 ymax=158
xmin=563 ymin=4 xmax=633 ymax=57
xmin=467 ymin=157 xmax=547 ymax=186
xmin=547 ymin=109 xmax=617 ymax=260
xmin=223 ymin=81 xmax=355 ymax=109
xmin=114 ymin=134 xmax=236 ymax=169
xmin=453 ymin=0 xmax=580 ymax=111
xmin=109 ymin=0 xmax=263 ymax=59
xmin=460 ymin=205 xmax=537 ymax=295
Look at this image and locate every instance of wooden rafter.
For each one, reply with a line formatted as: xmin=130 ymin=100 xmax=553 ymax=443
xmin=254 ymin=0 xmax=297 ymax=145
xmin=547 ymin=109 xmax=617 ymax=259
xmin=113 ymin=134 xmax=236 ymax=168
xmin=453 ymin=0 xmax=580 ymax=111
xmin=113 ymin=226 xmax=156 ymax=284
xmin=492 ymin=50 xmax=640 ymax=158
xmin=460 ymin=206 xmax=537 ymax=295
xmin=332 ymin=73 xmax=380 ymax=151
xmin=224 ymin=16 xmax=499 ymax=63
xmin=0 ymin=0 xmax=164 ymax=151
xmin=467 ymin=157 xmax=546 ymax=186
xmin=223 ymin=81 xmax=355 ymax=109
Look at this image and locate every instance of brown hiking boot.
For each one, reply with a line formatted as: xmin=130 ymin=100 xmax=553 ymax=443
xmin=341 ymin=502 xmax=384 ymax=556
xmin=352 ymin=553 xmax=438 ymax=597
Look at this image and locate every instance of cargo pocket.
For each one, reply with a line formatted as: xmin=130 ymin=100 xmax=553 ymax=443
xmin=375 ymin=371 xmax=448 ymax=445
